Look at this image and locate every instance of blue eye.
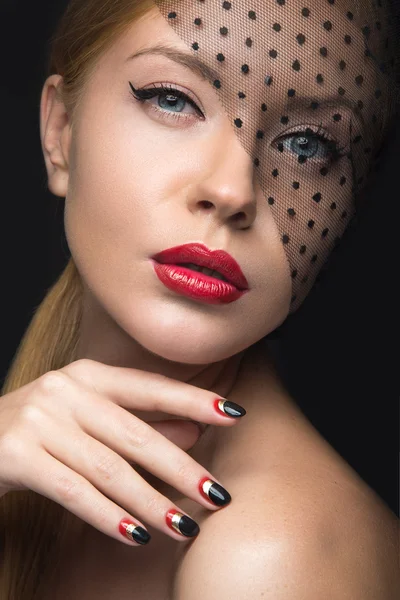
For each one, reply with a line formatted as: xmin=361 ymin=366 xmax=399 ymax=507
xmin=130 ymin=82 xmax=348 ymax=165
xmin=277 ymin=126 xmax=347 ymax=163
xmin=129 ymin=82 xmax=204 ymax=121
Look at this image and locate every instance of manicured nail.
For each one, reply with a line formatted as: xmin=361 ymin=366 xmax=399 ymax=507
xmin=166 ymin=509 xmax=200 ymax=537
xmin=214 ymin=398 xmax=246 ymax=418
xmin=199 ymin=476 xmax=232 ymax=506
xmin=119 ymin=519 xmax=151 ymax=545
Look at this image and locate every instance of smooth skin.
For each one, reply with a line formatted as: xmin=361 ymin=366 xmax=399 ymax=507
xmin=0 ymin=356 xmax=246 ymax=545
xmin=1 ymin=1 xmax=397 ymax=598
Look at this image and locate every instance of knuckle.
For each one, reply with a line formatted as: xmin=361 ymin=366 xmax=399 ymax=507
xmin=53 ymin=474 xmax=83 ymax=503
xmin=37 ymin=370 xmax=69 ymax=395
xmin=123 ymin=418 xmax=150 ymax=450
xmin=0 ymin=433 xmax=25 ymax=463
xmin=62 ymin=359 xmax=96 ymax=390
xmin=176 ymin=462 xmax=197 ymax=486
xmin=93 ymin=501 xmax=111 ymax=527
xmin=144 ymin=494 xmax=161 ymax=514
xmin=19 ymin=402 xmax=47 ymax=427
xmin=92 ymin=452 xmax=122 ymax=483
xmin=63 ymin=358 xmax=94 ymax=378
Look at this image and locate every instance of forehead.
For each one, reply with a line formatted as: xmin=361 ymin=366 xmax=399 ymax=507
xmin=116 ymin=1 xmax=377 ymax=119
xmin=117 ymin=1 xmax=374 ymax=92
xmin=122 ymin=0 xmax=367 ymax=58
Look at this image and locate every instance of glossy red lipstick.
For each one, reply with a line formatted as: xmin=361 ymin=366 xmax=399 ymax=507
xmin=151 ymin=243 xmax=249 ymax=305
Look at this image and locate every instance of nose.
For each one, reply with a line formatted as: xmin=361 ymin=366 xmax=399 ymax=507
xmin=186 ymin=132 xmax=260 ymax=229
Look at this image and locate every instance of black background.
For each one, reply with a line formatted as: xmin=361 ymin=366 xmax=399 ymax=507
xmin=0 ymin=1 xmax=398 ymax=517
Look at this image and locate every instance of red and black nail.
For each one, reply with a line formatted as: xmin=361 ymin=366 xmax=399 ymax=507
xmin=199 ymin=476 xmax=232 ymax=506
xmin=214 ymin=398 xmax=246 ymax=418
xmin=119 ymin=519 xmax=151 ymax=545
xmin=166 ymin=509 xmax=200 ymax=537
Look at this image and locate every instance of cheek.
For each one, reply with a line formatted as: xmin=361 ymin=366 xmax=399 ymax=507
xmin=267 ymin=159 xmax=354 ymax=307
xmin=248 ymin=207 xmax=293 ymax=325
xmin=65 ymin=112 xmax=162 ymax=254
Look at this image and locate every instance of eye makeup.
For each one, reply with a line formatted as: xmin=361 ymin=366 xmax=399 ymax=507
xmin=129 ymin=81 xmax=349 ymax=166
xmin=129 ymin=81 xmax=204 ymax=123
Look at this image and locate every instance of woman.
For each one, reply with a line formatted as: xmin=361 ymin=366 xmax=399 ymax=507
xmin=0 ymin=0 xmax=398 ymax=598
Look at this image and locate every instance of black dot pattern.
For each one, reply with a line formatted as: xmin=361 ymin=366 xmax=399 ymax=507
xmin=155 ymin=0 xmax=396 ymax=314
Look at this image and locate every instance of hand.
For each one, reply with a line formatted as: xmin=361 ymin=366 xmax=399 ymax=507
xmin=0 ymin=358 xmax=246 ymax=546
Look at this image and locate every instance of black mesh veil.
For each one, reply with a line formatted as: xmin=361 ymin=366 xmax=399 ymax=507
xmin=153 ymin=0 xmax=399 ymax=313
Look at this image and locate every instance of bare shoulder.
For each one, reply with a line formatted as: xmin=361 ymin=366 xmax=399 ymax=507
xmin=174 ymin=466 xmax=399 ymax=599
xmin=174 ymin=345 xmax=399 ymax=599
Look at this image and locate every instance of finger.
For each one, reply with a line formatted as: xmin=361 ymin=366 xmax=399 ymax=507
xmin=63 ymin=359 xmax=246 ymax=426
xmin=71 ymin=393 xmax=232 ymax=512
xmin=41 ymin=430 xmax=201 ymax=542
xmin=22 ymin=448 xmax=153 ymax=547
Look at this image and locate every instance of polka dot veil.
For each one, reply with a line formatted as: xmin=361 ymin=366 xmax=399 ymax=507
xmin=154 ymin=0 xmax=398 ymax=313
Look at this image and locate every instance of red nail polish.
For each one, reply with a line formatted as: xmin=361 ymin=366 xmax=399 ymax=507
xmin=119 ymin=518 xmax=151 ymax=545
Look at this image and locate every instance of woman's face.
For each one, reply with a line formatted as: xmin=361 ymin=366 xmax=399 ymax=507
xmin=40 ymin=2 xmax=379 ymax=365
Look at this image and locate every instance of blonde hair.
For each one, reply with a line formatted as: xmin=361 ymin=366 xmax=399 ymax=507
xmin=0 ymin=0 xmax=398 ymax=597
xmin=0 ymin=2 xmax=158 ymax=598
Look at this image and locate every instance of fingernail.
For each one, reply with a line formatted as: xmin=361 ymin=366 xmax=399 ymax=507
xmin=166 ymin=509 xmax=200 ymax=537
xmin=214 ymin=398 xmax=246 ymax=418
xmin=199 ymin=477 xmax=232 ymax=506
xmin=119 ymin=519 xmax=151 ymax=545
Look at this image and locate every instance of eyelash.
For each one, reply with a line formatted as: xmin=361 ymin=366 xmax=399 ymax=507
xmin=281 ymin=124 xmax=348 ymax=163
xmin=129 ymin=82 xmax=348 ymax=164
xmin=129 ymin=82 xmax=204 ymax=121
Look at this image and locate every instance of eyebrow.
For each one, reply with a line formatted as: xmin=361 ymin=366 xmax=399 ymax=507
xmin=126 ymin=44 xmax=221 ymax=84
xmin=285 ymin=95 xmax=364 ymax=123
xmin=288 ymin=96 xmax=357 ymax=111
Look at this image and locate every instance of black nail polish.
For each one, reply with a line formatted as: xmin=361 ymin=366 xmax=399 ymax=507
xmin=200 ymin=478 xmax=232 ymax=506
xmin=120 ymin=520 xmax=151 ymax=545
xmin=215 ymin=398 xmax=246 ymax=418
xmin=166 ymin=509 xmax=200 ymax=537
xmin=178 ymin=515 xmax=200 ymax=537
xmin=131 ymin=526 xmax=151 ymax=545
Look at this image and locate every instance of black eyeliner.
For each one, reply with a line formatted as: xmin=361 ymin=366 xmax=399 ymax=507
xmin=129 ymin=81 xmax=204 ymax=116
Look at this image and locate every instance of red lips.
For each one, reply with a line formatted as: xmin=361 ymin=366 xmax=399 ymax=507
xmin=151 ymin=243 xmax=249 ymax=291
